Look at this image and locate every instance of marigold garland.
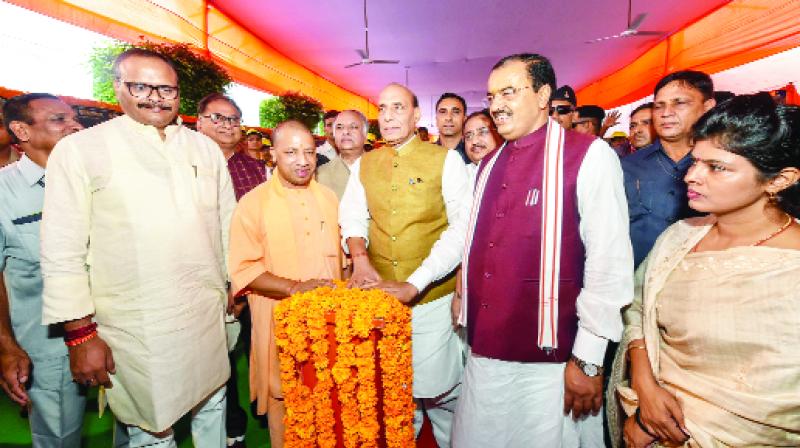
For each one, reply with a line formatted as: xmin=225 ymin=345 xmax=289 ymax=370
xmin=274 ymin=282 xmax=416 ymax=447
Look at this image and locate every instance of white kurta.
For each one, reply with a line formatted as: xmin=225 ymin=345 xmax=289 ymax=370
xmin=40 ymin=115 xmax=235 ymax=432
xmin=339 ymin=146 xmax=472 ymax=397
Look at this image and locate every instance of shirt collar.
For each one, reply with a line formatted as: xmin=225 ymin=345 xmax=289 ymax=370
xmin=17 ymin=154 xmax=45 ymax=187
xmin=511 ymin=120 xmax=548 ymax=149
xmin=391 ymin=135 xmax=419 ymax=155
xmin=120 ymin=114 xmax=182 ymax=139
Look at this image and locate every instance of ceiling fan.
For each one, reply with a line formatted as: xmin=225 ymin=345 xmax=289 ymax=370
xmin=585 ymin=0 xmax=664 ymax=44
xmin=344 ymin=0 xmax=399 ymax=68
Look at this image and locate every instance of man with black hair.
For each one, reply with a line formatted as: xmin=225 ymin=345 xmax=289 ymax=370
xmin=463 ymin=109 xmax=502 ymax=179
xmin=0 ymin=99 xmax=20 ymax=168
xmin=452 ymin=53 xmax=632 ymax=447
xmin=196 ymin=92 xmax=262 ymax=448
xmin=317 ymin=109 xmax=339 ymax=162
xmin=622 ymin=70 xmax=716 ymax=267
xmin=550 ymin=85 xmax=577 ymax=130
xmin=436 ymin=92 xmax=470 ymax=163
xmin=629 ymin=102 xmax=655 ymax=150
xmin=573 ymin=105 xmax=606 ymax=136
xmin=41 ymin=48 xmax=235 ymax=447
xmin=417 ymin=126 xmax=429 ymax=141
xmin=0 ymin=93 xmax=85 ymax=446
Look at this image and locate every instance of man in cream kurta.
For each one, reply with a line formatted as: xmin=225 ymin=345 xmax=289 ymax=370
xmin=40 ymin=49 xmax=233 ymax=447
xmin=228 ymin=120 xmax=342 ymax=448
xmin=340 ymin=83 xmax=471 ymax=446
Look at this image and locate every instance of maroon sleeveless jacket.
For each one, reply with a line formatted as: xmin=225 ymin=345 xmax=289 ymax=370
xmin=466 ymin=125 xmax=595 ymax=363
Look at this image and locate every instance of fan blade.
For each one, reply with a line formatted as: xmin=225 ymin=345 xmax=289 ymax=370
xmin=356 ymin=49 xmax=368 ymax=60
xmin=370 ymin=60 xmax=400 ymax=64
xmin=585 ymin=34 xmax=618 ymax=44
xmin=344 ymin=62 xmax=364 ymax=69
xmin=629 ymin=13 xmax=647 ymax=31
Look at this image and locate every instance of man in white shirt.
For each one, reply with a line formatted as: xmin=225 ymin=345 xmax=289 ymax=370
xmin=40 ymin=48 xmax=234 ymax=447
xmin=340 ymin=82 xmax=471 ymax=447
xmin=316 ymin=109 xmax=339 ymax=161
xmin=452 ymin=53 xmax=632 ymax=447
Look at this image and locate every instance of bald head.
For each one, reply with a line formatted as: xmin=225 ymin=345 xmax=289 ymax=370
xmin=378 ymin=83 xmax=421 ymax=145
xmin=272 ymin=120 xmax=313 ymax=148
xmin=271 ymin=120 xmax=316 ymax=188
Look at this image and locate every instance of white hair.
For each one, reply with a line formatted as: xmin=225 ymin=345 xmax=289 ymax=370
xmin=332 ymin=109 xmax=369 ymax=139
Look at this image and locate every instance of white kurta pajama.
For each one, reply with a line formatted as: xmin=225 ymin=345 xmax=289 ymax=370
xmin=40 ymin=115 xmax=234 ymax=435
xmin=452 ymin=124 xmax=633 ymax=447
xmin=340 ymin=147 xmax=472 ymax=444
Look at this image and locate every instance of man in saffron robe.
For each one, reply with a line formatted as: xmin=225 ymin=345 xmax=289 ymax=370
xmin=228 ymin=120 xmax=342 ymax=448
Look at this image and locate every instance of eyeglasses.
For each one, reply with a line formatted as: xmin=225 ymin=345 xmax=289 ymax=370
xmin=201 ymin=113 xmax=241 ymax=126
xmin=549 ymin=105 xmax=574 ymax=115
xmin=464 ymin=127 xmax=491 ymax=141
xmin=483 ymin=86 xmax=532 ymax=107
xmin=121 ymin=81 xmax=179 ymax=100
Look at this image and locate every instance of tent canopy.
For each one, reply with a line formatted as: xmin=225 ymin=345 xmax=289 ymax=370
xmin=8 ymin=0 xmax=800 ymax=123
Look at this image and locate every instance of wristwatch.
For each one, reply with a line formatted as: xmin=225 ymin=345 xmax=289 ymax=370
xmin=570 ymin=355 xmax=603 ymax=377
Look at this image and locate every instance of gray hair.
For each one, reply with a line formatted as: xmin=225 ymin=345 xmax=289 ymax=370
xmin=333 ymin=109 xmax=369 ymax=138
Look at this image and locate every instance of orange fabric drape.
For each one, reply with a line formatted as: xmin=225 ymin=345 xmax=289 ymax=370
xmin=6 ymin=0 xmax=378 ymax=118
xmin=577 ymin=0 xmax=800 ymax=108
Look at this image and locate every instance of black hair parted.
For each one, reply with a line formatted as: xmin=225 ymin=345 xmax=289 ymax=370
xmin=693 ymin=92 xmax=800 ymax=216
xmin=436 ymin=92 xmax=467 ymax=112
xmin=492 ymin=53 xmax=556 ymax=100
xmin=655 ymin=70 xmax=714 ymax=101
xmin=3 ymin=93 xmax=61 ymax=144
xmin=630 ymin=102 xmax=653 ymax=118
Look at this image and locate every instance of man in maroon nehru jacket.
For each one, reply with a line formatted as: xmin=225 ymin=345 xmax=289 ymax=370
xmin=451 ymin=53 xmax=633 ymax=447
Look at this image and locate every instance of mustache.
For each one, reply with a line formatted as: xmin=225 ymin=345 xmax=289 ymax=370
xmin=491 ymin=108 xmax=512 ymax=118
xmin=137 ymin=102 xmax=173 ymax=111
xmin=469 ymin=143 xmax=487 ymax=151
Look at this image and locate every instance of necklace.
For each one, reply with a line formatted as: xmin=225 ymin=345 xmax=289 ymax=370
xmin=753 ymin=213 xmax=795 ymax=246
xmin=693 ymin=214 xmax=795 ymax=252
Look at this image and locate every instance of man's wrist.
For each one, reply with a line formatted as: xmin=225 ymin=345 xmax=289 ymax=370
xmin=569 ymin=354 xmax=603 ymax=377
xmin=0 ymin=333 xmax=22 ymax=352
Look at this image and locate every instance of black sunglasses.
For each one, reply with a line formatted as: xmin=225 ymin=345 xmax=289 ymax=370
xmin=549 ymin=105 xmax=574 ymax=115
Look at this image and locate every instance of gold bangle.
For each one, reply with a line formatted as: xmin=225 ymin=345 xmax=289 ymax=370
xmin=628 ymin=344 xmax=646 ymax=351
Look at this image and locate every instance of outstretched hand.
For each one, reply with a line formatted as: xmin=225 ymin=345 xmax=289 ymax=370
xmin=371 ymin=281 xmax=418 ymax=304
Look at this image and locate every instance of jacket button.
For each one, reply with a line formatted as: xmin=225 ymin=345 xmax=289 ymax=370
xmin=392 ymin=260 xmax=398 ymax=266
xmin=391 ymin=236 xmax=397 ymax=241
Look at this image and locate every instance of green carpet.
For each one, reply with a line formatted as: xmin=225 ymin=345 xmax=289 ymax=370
xmin=0 ymin=350 xmax=270 ymax=447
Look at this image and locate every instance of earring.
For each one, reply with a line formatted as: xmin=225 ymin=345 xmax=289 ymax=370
xmin=767 ymin=191 xmax=778 ymax=203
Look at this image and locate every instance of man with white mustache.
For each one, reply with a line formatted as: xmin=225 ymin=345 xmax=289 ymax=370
xmin=452 ymin=53 xmax=633 ymax=447
xmin=340 ymin=82 xmax=471 ymax=447
xmin=40 ymin=48 xmax=235 ymax=447
xmin=316 ymin=109 xmax=367 ymax=199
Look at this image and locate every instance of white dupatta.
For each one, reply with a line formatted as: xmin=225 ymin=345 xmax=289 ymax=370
xmin=459 ymin=119 xmax=565 ymax=350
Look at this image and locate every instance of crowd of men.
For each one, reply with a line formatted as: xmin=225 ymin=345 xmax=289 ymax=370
xmin=0 ymin=46 xmax=743 ymax=448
